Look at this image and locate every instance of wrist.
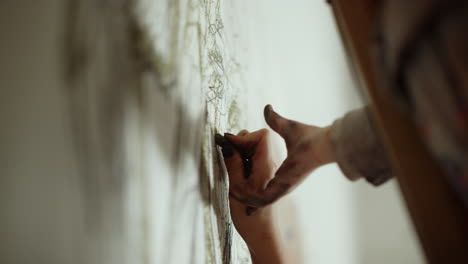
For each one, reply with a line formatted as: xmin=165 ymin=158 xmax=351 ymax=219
xmin=239 ymin=216 xmax=277 ymax=247
xmin=316 ymin=125 xmax=336 ymax=165
xmin=235 ymin=209 xmax=285 ymax=264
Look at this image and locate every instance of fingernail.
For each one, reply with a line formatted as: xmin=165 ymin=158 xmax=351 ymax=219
xmin=246 ymin=206 xmax=256 ymax=216
xmin=224 ymin=133 xmax=236 ymax=144
xmin=215 ymin=133 xmax=226 ymax=146
xmin=221 ymin=145 xmax=233 ymax=158
xmin=264 ymin=104 xmax=273 ymax=119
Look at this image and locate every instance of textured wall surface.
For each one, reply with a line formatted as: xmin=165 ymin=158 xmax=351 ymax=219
xmin=64 ymin=0 xmax=249 ymax=263
xmin=1 ymin=0 xmax=250 ymax=263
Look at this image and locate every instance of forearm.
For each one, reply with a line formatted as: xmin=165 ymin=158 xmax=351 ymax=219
xmin=247 ymin=230 xmax=286 ymax=264
xmin=239 ymin=219 xmax=286 ymax=264
xmin=240 ymin=199 xmax=303 ymax=264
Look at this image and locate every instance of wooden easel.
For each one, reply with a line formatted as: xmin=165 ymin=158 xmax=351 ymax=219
xmin=329 ymin=0 xmax=468 ymax=262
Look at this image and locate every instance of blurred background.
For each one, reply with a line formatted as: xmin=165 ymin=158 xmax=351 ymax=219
xmin=1 ymin=0 xmax=424 ymax=263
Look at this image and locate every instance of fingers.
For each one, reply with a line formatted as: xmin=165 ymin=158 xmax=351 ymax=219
xmin=230 ymin=152 xmax=312 ymax=209
xmin=237 ymin=129 xmax=249 ymax=136
xmin=224 ymin=151 xmax=245 ymax=186
xmin=264 ymin=104 xmax=299 ymax=145
xmin=230 ymin=177 xmax=292 ymax=209
xmin=230 ymin=129 xmax=272 ymax=188
xmin=264 ymin=104 xmax=286 ymax=134
xmin=223 ymin=106 xmax=316 ymax=213
xmin=224 ymin=129 xmax=268 ymax=151
xmin=215 ymin=134 xmax=245 ymax=185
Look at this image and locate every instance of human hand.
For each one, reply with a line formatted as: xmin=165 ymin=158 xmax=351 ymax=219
xmin=216 ymin=129 xmax=278 ymax=231
xmin=216 ymin=130 xmax=286 ymax=264
xmin=226 ymin=105 xmax=336 ymax=210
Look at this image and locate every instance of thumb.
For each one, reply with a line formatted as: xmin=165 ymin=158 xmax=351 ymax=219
xmin=263 ymin=104 xmax=299 ymax=145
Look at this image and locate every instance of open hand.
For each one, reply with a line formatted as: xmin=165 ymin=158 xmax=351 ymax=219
xmin=226 ymin=105 xmax=336 ymax=210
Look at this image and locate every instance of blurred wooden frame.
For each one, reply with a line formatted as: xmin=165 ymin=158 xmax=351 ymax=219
xmin=328 ymin=0 xmax=468 ymax=262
